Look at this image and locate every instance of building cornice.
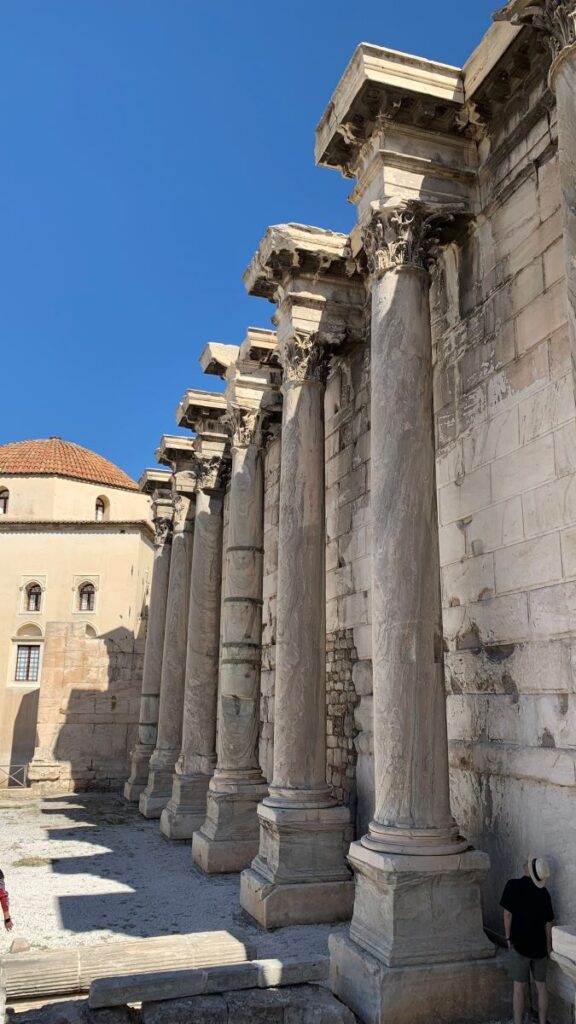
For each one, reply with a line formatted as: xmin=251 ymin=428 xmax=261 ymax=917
xmin=243 ymin=223 xmax=358 ymax=301
xmin=0 ymin=519 xmax=155 ymax=538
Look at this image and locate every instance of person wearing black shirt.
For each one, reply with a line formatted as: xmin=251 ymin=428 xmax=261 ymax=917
xmin=500 ymin=856 xmax=554 ymax=1024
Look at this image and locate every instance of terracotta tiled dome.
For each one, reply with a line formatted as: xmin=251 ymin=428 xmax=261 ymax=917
xmin=0 ymin=438 xmax=138 ymax=491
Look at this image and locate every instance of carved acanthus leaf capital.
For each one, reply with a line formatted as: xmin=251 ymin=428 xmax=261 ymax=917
xmin=192 ymin=453 xmax=224 ymax=491
xmin=153 ymin=515 xmax=173 ymax=547
xmin=494 ymin=1 xmax=576 ymax=60
xmin=281 ymin=331 xmax=332 ymax=386
xmin=224 ymin=407 xmax=261 ymax=449
xmin=361 ymin=201 xmax=465 ymax=279
xmin=171 ymin=493 xmax=191 ymax=529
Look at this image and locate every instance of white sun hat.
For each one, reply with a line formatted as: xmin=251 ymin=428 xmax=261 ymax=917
xmin=528 ymin=855 xmax=551 ymax=889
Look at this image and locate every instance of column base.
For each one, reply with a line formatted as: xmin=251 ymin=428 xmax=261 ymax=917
xmin=347 ymin=842 xmax=494 ymax=967
xmin=329 ymin=933 xmax=508 ymax=1024
xmin=191 ymin=773 xmax=268 ymax=874
xmin=241 ymin=869 xmax=354 ymax=929
xmin=239 ymin=801 xmax=353 ymax=928
xmin=124 ymin=744 xmax=154 ymax=803
xmin=160 ymin=773 xmax=211 ymax=840
xmin=138 ymin=767 xmax=174 ymax=819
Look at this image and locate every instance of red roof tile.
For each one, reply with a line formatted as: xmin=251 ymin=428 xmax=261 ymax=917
xmin=0 ymin=438 xmax=138 ymax=491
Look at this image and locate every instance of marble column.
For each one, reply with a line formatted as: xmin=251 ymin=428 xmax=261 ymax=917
xmin=240 ymin=331 xmax=353 ymax=928
xmin=330 ymin=202 xmax=494 ymax=1023
xmin=161 ymin=467 xmax=224 ymax=839
xmin=124 ymin=501 xmax=173 ymax=801
xmin=192 ymin=409 xmax=269 ymax=873
xmin=139 ymin=493 xmax=195 ymax=818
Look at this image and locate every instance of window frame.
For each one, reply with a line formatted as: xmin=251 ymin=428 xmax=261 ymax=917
xmin=78 ymin=582 xmax=96 ymax=612
xmin=26 ymin=582 xmax=42 ymax=613
xmin=14 ymin=643 xmax=41 ymax=683
xmin=0 ymin=489 xmax=8 ymax=515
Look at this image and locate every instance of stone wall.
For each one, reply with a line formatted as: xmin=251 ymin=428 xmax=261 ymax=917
xmin=431 ymin=56 xmax=576 ymax=951
xmin=28 ymin=622 xmax=144 ymax=792
xmin=324 ymin=347 xmax=374 ymax=837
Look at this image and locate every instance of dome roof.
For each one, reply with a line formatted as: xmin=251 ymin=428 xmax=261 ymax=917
xmin=0 ymin=438 xmax=138 ymax=491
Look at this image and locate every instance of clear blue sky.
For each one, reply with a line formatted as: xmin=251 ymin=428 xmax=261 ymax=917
xmin=1 ymin=1 xmax=497 ymax=481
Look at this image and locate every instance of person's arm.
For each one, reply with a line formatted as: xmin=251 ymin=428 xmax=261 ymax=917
xmin=0 ymin=888 xmax=12 ymax=931
xmin=546 ymin=921 xmax=553 ymax=955
xmin=504 ymin=909 xmax=512 ymax=947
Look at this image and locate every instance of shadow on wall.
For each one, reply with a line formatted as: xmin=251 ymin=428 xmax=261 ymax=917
xmin=27 ymin=623 xmax=146 ymax=794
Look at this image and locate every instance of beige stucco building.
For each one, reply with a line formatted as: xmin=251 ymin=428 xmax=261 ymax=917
xmin=0 ymin=437 xmax=155 ymax=787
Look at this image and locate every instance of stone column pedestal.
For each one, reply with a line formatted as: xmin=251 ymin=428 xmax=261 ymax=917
xmin=192 ymin=414 xmax=268 ymax=873
xmin=139 ymin=494 xmax=194 ymax=818
xmin=161 ymin=483 xmax=224 ymax=840
xmin=124 ymin=506 xmax=172 ymax=802
xmin=240 ymin=330 xmax=353 ymax=928
xmin=329 ymin=204 xmax=500 ymax=1023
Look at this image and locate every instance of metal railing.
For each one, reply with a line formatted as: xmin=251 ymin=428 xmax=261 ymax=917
xmin=0 ymin=764 xmax=29 ymax=788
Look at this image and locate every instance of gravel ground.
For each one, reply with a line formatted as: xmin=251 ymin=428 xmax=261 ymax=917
xmin=0 ymin=791 xmax=346 ymax=960
xmin=0 ymin=793 xmax=514 ymax=1022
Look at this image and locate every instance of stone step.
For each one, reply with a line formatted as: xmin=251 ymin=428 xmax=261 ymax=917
xmin=89 ymin=957 xmax=329 ymax=1008
xmin=3 ymin=931 xmax=254 ymax=1000
xmin=140 ymin=985 xmax=356 ymax=1024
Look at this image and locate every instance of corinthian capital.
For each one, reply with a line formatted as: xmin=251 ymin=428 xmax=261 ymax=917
xmin=494 ymin=1 xmax=576 ymax=60
xmin=362 ymin=201 xmax=465 ymax=279
xmin=280 ymin=332 xmax=331 ymax=386
xmin=153 ymin=515 xmax=173 ymax=547
xmin=192 ymin=453 xmax=224 ymax=491
xmin=224 ymin=407 xmax=260 ymax=449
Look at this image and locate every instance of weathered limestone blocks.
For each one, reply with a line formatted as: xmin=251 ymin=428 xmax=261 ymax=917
xmin=552 ymin=926 xmax=576 ymax=1020
xmin=140 ymin=986 xmax=356 ymax=1024
xmin=124 ymin=470 xmax=173 ymax=802
xmin=330 ymin=935 xmax=509 ymax=1024
xmin=89 ymin=959 xmax=329 ymax=1008
xmin=3 ymin=932 xmax=254 ymax=1000
xmin=240 ymin=225 xmax=364 ymax=926
xmin=139 ymin=437 xmax=196 ymax=819
xmin=161 ymin=395 xmax=228 ymax=840
xmin=193 ymin=332 xmax=280 ymax=872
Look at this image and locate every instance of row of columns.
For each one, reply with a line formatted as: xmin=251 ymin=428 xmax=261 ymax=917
xmin=124 ymin=215 xmax=494 ymax=944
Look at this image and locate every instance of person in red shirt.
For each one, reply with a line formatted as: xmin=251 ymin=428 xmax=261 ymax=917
xmin=0 ymin=871 xmax=12 ymax=932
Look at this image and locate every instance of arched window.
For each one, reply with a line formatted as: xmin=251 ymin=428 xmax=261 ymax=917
xmin=95 ymin=498 xmax=105 ymax=522
xmin=14 ymin=624 xmax=43 ymax=682
xmin=79 ymin=582 xmax=96 ymax=612
xmin=0 ymin=489 xmax=8 ymax=515
xmin=26 ymin=582 xmax=42 ymax=612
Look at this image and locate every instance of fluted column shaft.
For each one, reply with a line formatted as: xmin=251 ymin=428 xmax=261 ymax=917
xmin=124 ymin=516 xmax=172 ymax=801
xmin=359 ymin=204 xmax=464 ymax=856
xmin=160 ymin=487 xmax=223 ymax=838
xmin=139 ymin=497 xmax=194 ymax=818
xmin=240 ymin=330 xmax=352 ymax=928
xmin=266 ymin=373 xmax=330 ymax=805
xmin=367 ymin=263 xmax=461 ymax=853
xmin=217 ymin=441 xmax=265 ymax=776
xmin=192 ymin=415 xmax=268 ymax=873
xmin=551 ymin=31 xmax=576 ymax=379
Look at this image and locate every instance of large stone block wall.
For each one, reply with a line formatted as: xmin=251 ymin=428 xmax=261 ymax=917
xmin=324 ymin=348 xmax=374 ymax=837
xmin=28 ymin=622 xmax=144 ymax=792
xmin=431 ymin=62 xmax=576 ymax=954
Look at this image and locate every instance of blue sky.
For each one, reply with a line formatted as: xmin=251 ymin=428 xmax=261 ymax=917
xmin=1 ymin=1 xmax=497 ymax=481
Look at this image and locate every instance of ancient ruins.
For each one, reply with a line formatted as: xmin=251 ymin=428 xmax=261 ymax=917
xmin=2 ymin=1 xmax=576 ymax=1022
